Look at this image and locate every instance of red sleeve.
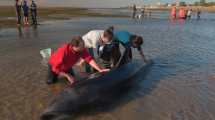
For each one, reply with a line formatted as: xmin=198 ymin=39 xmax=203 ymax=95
xmin=49 ymin=44 xmax=67 ymax=74
xmin=81 ymin=49 xmax=93 ymax=63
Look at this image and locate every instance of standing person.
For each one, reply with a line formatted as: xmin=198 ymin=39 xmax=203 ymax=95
xmin=82 ymin=28 xmax=114 ymax=72
xmin=179 ymin=8 xmax=186 ymax=19
xmin=187 ymin=9 xmax=193 ymax=19
xmin=148 ymin=10 xmax=152 ymax=18
xmin=47 ymin=36 xmax=110 ymax=85
xmin=185 ymin=9 xmax=188 ymax=19
xmin=171 ymin=6 xmax=177 ymax=19
xmin=197 ymin=9 xmax=201 ymax=20
xmin=132 ymin=4 xmax=137 ymax=19
xmin=141 ymin=8 xmax=145 ymax=18
xmin=15 ymin=0 xmax=22 ymax=25
xmin=30 ymin=0 xmax=37 ymax=25
xmin=22 ymin=0 xmax=29 ymax=25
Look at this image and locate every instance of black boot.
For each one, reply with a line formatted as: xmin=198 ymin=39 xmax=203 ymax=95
xmin=47 ymin=65 xmax=58 ymax=85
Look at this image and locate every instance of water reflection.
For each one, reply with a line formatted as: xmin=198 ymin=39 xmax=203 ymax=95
xmin=17 ymin=26 xmax=23 ymax=38
xmin=24 ymin=26 xmax=31 ymax=38
xmin=32 ymin=25 xmax=38 ymax=38
xmin=16 ymin=25 xmax=39 ymax=38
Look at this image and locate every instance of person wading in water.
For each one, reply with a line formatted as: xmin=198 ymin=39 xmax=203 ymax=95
xmin=15 ymin=0 xmax=22 ymax=25
xmin=30 ymin=0 xmax=37 ymax=25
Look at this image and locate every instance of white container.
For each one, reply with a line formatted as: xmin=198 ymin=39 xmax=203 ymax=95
xmin=40 ymin=48 xmax=52 ymax=66
xmin=40 ymin=48 xmax=52 ymax=59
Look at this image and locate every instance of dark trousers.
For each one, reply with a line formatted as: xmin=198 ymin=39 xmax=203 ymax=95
xmin=132 ymin=12 xmax=136 ymax=19
xmin=48 ymin=64 xmax=75 ymax=83
xmin=16 ymin=6 xmax=22 ymax=24
xmin=31 ymin=10 xmax=37 ymax=25
xmin=119 ymin=47 xmax=132 ymax=66
xmin=101 ymin=45 xmax=132 ymax=68
xmin=85 ymin=48 xmax=94 ymax=73
xmin=98 ymin=42 xmax=121 ymax=68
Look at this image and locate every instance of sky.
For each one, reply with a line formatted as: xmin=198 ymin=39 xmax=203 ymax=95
xmin=0 ymin=0 xmax=214 ymax=8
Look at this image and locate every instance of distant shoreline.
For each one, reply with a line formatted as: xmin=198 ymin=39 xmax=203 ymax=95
xmin=143 ymin=6 xmax=215 ymax=13
xmin=0 ymin=5 xmax=215 ymax=28
xmin=0 ymin=6 xmax=128 ymax=28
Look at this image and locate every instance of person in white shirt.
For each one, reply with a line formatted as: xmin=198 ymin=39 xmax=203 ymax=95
xmin=187 ymin=9 xmax=193 ymax=19
xmin=81 ymin=28 xmax=114 ymax=73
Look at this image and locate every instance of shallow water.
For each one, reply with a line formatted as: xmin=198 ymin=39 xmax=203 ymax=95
xmin=0 ymin=14 xmax=215 ymax=120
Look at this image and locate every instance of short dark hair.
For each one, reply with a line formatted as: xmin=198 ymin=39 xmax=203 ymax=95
xmin=103 ymin=28 xmax=113 ymax=40
xmin=130 ymin=35 xmax=143 ymax=47
xmin=107 ymin=26 xmax=114 ymax=32
xmin=70 ymin=36 xmax=84 ymax=47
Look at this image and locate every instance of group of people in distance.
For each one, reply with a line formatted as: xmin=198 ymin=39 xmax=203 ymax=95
xmin=15 ymin=0 xmax=37 ymax=26
xmin=132 ymin=5 xmax=152 ymax=19
xmin=171 ymin=7 xmax=201 ymax=20
xmin=47 ymin=26 xmax=148 ymax=85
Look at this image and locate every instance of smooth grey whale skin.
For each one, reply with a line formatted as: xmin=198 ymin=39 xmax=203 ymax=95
xmin=41 ymin=60 xmax=152 ymax=120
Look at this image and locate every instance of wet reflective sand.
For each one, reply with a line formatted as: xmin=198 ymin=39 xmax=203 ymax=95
xmin=0 ymin=14 xmax=215 ymax=120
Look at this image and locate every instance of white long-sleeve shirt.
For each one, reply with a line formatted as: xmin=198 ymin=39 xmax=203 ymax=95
xmin=82 ymin=30 xmax=104 ymax=49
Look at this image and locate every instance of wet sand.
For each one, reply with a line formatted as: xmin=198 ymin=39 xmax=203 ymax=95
xmin=0 ymin=6 xmax=129 ymax=28
xmin=1 ymin=15 xmax=215 ymax=120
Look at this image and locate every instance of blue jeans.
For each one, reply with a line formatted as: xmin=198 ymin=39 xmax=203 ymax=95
xmin=117 ymin=43 xmax=132 ymax=67
xmin=85 ymin=48 xmax=94 ymax=73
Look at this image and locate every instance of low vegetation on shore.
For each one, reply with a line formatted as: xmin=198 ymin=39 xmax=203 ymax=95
xmin=0 ymin=6 xmax=127 ymax=28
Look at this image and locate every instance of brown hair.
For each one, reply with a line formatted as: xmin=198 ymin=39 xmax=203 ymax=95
xmin=107 ymin=26 xmax=114 ymax=32
xmin=103 ymin=28 xmax=114 ymax=40
xmin=130 ymin=35 xmax=143 ymax=47
xmin=70 ymin=36 xmax=84 ymax=47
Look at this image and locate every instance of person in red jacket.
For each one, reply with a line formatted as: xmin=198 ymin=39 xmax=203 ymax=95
xmin=179 ymin=8 xmax=186 ymax=19
xmin=171 ymin=6 xmax=177 ymax=19
xmin=47 ymin=36 xmax=110 ymax=85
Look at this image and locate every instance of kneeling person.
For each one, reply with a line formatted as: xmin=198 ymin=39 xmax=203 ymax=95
xmin=47 ymin=36 xmax=109 ymax=85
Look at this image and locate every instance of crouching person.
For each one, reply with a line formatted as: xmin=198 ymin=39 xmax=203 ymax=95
xmin=97 ymin=41 xmax=121 ymax=69
xmin=47 ymin=36 xmax=110 ymax=85
xmin=114 ymin=30 xmax=148 ymax=65
xmin=98 ymin=28 xmax=149 ymax=68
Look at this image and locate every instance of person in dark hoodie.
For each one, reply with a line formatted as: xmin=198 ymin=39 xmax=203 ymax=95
xmin=30 ymin=0 xmax=37 ymax=25
xmin=22 ymin=0 xmax=29 ymax=25
xmin=15 ymin=0 xmax=22 ymax=25
xmin=197 ymin=9 xmax=201 ymax=20
xmin=132 ymin=4 xmax=137 ymax=19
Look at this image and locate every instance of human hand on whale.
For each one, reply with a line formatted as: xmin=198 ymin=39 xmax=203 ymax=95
xmin=60 ymin=68 xmax=110 ymax=86
xmin=99 ymin=68 xmax=110 ymax=73
xmin=59 ymin=72 xmax=76 ymax=85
